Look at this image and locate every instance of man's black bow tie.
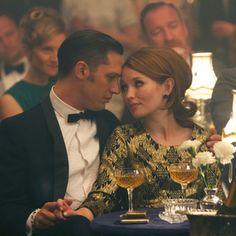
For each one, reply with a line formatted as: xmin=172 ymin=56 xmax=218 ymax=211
xmin=4 ymin=63 xmax=25 ymax=75
xmin=67 ymin=111 xmax=95 ymax=123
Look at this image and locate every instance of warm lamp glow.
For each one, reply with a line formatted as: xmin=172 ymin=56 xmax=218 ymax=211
xmin=222 ymin=90 xmax=236 ymax=144
xmin=187 ymin=52 xmax=217 ymax=100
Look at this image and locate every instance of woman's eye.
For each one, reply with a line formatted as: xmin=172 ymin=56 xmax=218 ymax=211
xmin=135 ymin=80 xmax=144 ymax=87
xmin=41 ymin=47 xmax=52 ymax=53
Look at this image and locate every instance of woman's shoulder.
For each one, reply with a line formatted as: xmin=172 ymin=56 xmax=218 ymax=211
xmin=4 ymin=80 xmax=37 ymax=97
xmin=5 ymin=80 xmax=28 ymax=93
xmin=4 ymin=81 xmax=32 ymax=101
xmin=113 ymin=122 xmax=143 ymax=137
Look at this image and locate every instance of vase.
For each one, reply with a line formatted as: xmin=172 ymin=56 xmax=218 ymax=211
xmin=200 ymin=187 xmax=223 ymax=210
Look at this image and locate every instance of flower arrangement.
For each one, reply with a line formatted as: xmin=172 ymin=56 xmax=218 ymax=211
xmin=178 ymin=140 xmax=235 ymax=189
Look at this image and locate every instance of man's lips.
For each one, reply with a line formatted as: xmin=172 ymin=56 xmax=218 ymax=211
xmin=103 ymin=97 xmax=112 ymax=103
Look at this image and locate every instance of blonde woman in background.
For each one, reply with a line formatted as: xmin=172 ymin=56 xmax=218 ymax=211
xmin=0 ymin=7 xmax=66 ymax=120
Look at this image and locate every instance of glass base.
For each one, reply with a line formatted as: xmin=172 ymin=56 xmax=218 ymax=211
xmin=159 ymin=211 xmax=187 ymax=224
xmin=200 ymin=188 xmax=223 ymax=210
xmin=159 ymin=198 xmax=198 ymax=224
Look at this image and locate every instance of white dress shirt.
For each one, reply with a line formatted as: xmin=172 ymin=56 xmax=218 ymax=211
xmin=0 ymin=57 xmax=29 ymax=95
xmin=26 ymin=87 xmax=99 ymax=235
xmin=50 ymin=87 xmax=100 ymax=209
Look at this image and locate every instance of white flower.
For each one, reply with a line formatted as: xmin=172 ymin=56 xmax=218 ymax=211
xmin=192 ymin=151 xmax=216 ymax=168
xmin=213 ymin=142 xmax=235 ymax=165
xmin=178 ymin=140 xmax=201 ymax=152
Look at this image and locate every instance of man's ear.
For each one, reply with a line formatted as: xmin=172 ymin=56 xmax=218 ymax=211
xmin=74 ymin=61 xmax=90 ymax=80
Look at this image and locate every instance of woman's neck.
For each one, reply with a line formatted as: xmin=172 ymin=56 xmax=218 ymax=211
xmin=24 ymin=67 xmax=49 ymax=85
xmin=143 ymin=111 xmax=192 ymax=146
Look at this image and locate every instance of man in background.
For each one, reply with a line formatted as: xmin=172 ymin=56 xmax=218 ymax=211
xmin=0 ymin=10 xmax=29 ymax=94
xmin=140 ymin=1 xmax=191 ymax=63
xmin=211 ymin=68 xmax=236 ymax=134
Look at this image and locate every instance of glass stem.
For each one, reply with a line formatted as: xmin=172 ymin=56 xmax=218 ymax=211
xmin=127 ymin=188 xmax=134 ymax=212
xmin=181 ymin=184 xmax=187 ymax=198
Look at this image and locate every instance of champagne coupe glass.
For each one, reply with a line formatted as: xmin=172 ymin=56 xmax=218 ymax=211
xmin=168 ymin=163 xmax=198 ymax=198
xmin=115 ymin=167 xmax=144 ymax=212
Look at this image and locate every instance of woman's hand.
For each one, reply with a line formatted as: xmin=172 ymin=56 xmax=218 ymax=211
xmin=63 ymin=207 xmax=94 ymax=222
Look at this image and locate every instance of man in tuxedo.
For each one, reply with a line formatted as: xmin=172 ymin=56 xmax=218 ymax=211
xmin=0 ymin=10 xmax=29 ymax=95
xmin=0 ymin=30 xmax=123 ymax=236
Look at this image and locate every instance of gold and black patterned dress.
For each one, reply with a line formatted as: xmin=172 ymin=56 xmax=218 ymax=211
xmin=82 ymin=122 xmax=213 ymax=217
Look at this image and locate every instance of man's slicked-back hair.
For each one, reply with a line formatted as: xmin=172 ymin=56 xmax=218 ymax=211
xmin=140 ymin=1 xmax=183 ymax=36
xmin=58 ymin=29 xmax=124 ymax=78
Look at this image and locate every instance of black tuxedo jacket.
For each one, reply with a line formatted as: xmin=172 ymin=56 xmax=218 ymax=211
xmin=0 ymin=97 xmax=120 ymax=236
xmin=211 ymin=68 xmax=236 ymax=133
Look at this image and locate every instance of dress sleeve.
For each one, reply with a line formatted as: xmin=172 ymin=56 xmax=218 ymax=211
xmin=81 ymin=126 xmax=128 ymax=217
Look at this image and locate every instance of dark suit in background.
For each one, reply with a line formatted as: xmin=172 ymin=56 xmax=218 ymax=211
xmin=211 ymin=68 xmax=236 ymax=134
xmin=196 ymin=0 xmax=236 ymax=68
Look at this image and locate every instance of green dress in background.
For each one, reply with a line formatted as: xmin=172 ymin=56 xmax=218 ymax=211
xmin=5 ymin=79 xmax=55 ymax=111
xmin=81 ymin=122 xmax=217 ymax=217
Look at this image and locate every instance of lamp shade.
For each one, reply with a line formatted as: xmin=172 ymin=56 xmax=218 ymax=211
xmin=187 ymin=52 xmax=217 ymax=100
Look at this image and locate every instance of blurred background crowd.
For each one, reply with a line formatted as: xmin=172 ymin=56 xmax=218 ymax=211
xmin=2 ymin=0 xmax=236 ymax=67
xmin=1 ymin=0 xmax=236 ymax=132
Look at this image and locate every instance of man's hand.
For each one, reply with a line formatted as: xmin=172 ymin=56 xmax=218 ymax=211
xmin=212 ymin=21 xmax=236 ymax=38
xmin=34 ymin=202 xmax=61 ymax=229
xmin=34 ymin=199 xmax=94 ymax=230
xmin=34 ymin=199 xmax=74 ymax=229
xmin=207 ymin=129 xmax=221 ymax=152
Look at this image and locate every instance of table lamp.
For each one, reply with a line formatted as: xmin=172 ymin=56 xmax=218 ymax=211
xmin=186 ymin=52 xmax=217 ymax=127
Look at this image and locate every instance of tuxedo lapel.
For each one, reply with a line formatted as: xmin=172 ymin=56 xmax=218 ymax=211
xmin=41 ymin=97 xmax=68 ymax=200
xmin=95 ymin=113 xmax=107 ymax=158
xmin=95 ymin=110 xmax=120 ymax=158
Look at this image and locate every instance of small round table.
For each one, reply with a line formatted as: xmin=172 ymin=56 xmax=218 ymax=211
xmin=91 ymin=208 xmax=190 ymax=236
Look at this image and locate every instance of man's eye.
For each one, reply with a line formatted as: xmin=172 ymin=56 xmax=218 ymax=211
xmin=107 ymin=75 xmax=120 ymax=81
xmin=6 ymin=31 xmax=15 ymax=38
xmin=151 ymin=29 xmax=161 ymax=36
xmin=120 ymin=84 xmax=128 ymax=93
xmin=169 ymin=21 xmax=178 ymax=29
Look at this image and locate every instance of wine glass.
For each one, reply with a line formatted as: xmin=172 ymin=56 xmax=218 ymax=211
xmin=168 ymin=163 xmax=198 ymax=198
xmin=115 ymin=167 xmax=144 ymax=212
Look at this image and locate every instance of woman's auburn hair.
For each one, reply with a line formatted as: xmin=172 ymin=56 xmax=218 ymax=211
xmin=123 ymin=46 xmax=197 ymax=128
